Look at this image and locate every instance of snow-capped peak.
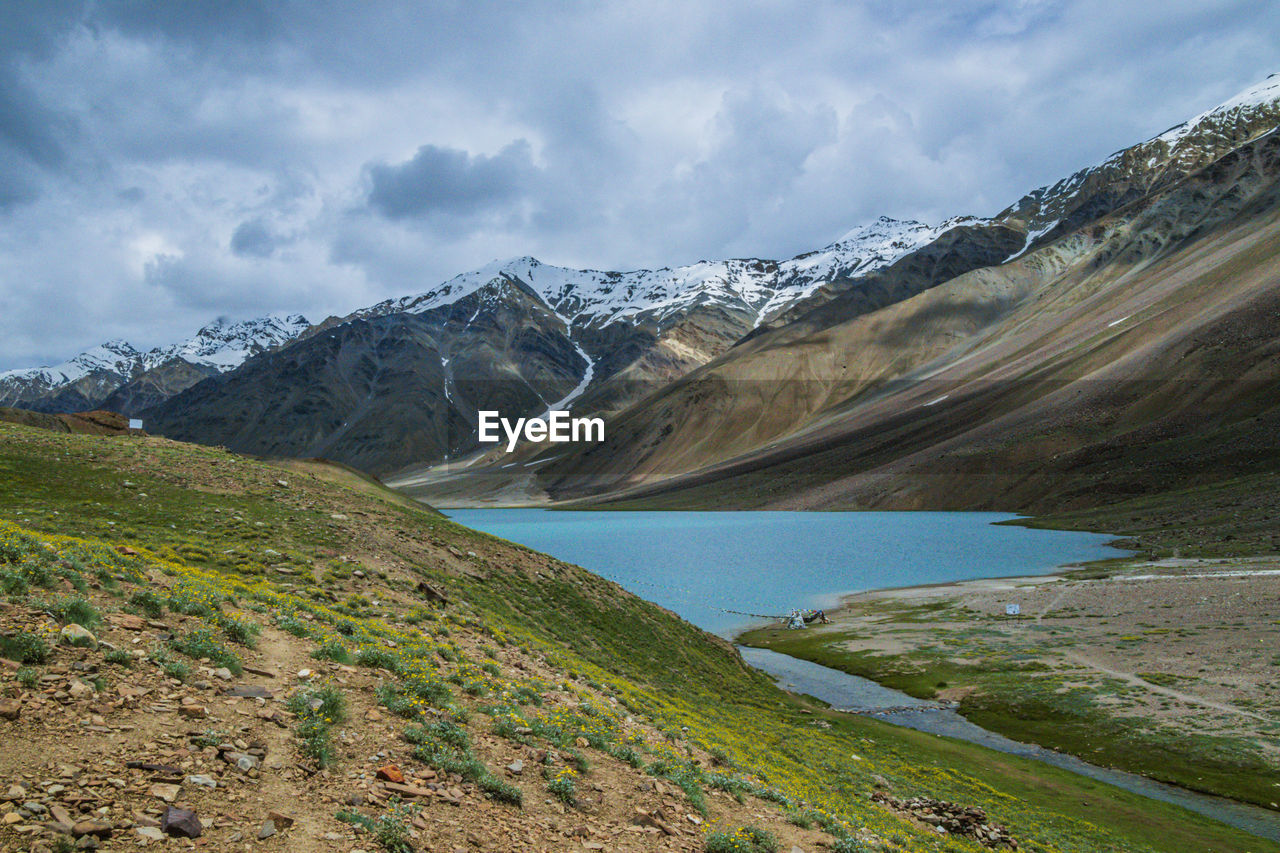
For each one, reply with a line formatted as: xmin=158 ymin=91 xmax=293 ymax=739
xmin=356 ymin=216 xmax=977 ymax=332
xmin=0 ymin=313 xmax=311 ymax=395
xmin=1155 ymin=73 xmax=1280 ymax=145
xmin=0 ymin=340 xmax=142 ymax=386
xmin=146 ymin=312 xmax=311 ymax=370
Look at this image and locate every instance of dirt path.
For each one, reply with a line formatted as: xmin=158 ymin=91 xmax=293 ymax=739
xmin=1034 ymin=582 xmax=1075 ymax=622
xmin=241 ymin=625 xmax=334 ymax=852
xmin=1060 ymin=650 xmax=1273 ymax=723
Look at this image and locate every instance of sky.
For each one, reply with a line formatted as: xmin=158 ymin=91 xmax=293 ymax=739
xmin=1 ymin=0 xmax=1277 ymax=370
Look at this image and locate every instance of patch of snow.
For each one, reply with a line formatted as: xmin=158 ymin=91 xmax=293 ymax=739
xmin=538 ymin=305 xmax=597 ymax=416
xmin=440 ymin=356 xmax=454 ymax=403
xmin=923 ymin=394 xmax=949 ymax=407
xmin=1004 ymin=218 xmax=1062 ymax=262
xmin=1107 ymin=315 xmax=1131 ymax=328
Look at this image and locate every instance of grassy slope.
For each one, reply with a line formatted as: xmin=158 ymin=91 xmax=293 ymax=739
xmin=0 ymin=422 xmax=1269 ymax=853
xmin=1014 ymin=472 xmax=1280 ymax=559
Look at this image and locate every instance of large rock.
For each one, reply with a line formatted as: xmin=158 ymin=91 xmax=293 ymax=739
xmin=161 ymin=806 xmax=202 ymax=839
xmin=375 ymin=764 xmax=404 ymax=783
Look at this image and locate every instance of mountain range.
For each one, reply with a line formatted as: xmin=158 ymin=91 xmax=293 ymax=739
xmin=0 ymin=313 xmax=310 ymax=416
xmin=6 ymin=75 xmax=1280 ymax=515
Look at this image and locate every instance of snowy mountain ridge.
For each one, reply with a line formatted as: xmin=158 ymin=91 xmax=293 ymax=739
xmin=1000 ymin=73 xmax=1280 ymax=256
xmin=354 ymin=215 xmax=978 ymax=332
xmin=0 ymin=312 xmax=310 ymax=397
xmin=0 ymin=340 xmax=145 ymax=387
xmin=143 ymin=312 xmax=311 ymax=371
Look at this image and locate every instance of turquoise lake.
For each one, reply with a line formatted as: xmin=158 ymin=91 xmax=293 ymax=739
xmin=444 ymin=510 xmax=1126 ymax=636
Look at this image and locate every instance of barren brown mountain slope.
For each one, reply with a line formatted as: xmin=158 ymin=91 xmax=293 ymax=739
xmin=491 ymin=127 xmax=1280 ymax=515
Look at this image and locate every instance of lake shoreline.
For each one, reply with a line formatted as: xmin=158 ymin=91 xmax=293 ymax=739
xmin=736 ymin=554 xmax=1280 ymax=813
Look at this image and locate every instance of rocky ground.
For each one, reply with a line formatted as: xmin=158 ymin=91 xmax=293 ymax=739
xmin=0 ymin=586 xmax=858 ymax=853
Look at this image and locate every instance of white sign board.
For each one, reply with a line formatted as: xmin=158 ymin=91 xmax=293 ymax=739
xmin=128 ymin=419 xmax=144 ymax=430
xmin=1005 ymin=603 xmax=1021 ymax=616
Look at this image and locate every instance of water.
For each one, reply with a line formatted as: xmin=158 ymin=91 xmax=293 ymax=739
xmin=447 ymin=508 xmax=1280 ymax=842
xmin=446 ymin=509 xmax=1121 ymax=636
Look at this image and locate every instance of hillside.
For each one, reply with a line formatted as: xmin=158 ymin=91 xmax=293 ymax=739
xmin=0 ymin=423 xmax=1266 ymax=853
xmin=409 ymin=86 xmax=1280 ymax=518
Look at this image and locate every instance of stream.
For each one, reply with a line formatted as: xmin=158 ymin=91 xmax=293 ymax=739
xmin=739 ymin=646 xmax=1280 ymax=843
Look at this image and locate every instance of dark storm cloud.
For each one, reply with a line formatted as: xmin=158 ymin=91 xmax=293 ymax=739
xmin=0 ymin=0 xmax=1277 ymax=369
xmin=366 ymin=141 xmax=539 ymax=220
xmin=0 ymin=1 xmax=86 ymax=209
xmin=92 ymin=0 xmax=288 ymax=47
xmin=230 ymin=218 xmax=278 ymax=258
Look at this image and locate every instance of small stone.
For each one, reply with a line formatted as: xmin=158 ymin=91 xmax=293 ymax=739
xmin=266 ymin=811 xmax=294 ymax=828
xmin=161 ymin=806 xmax=202 ymax=839
xmin=60 ymin=624 xmax=97 ymax=648
xmin=107 ymin=613 xmax=147 ymax=631
xmin=226 ymin=685 xmax=273 ymax=699
xmin=72 ymin=819 xmax=113 ymax=839
xmin=211 ymin=667 xmax=233 ymax=681
xmin=257 ymin=819 xmax=276 ymax=840
xmin=2 ymin=812 xmax=22 ymax=825
xmin=506 ymin=760 xmax=523 ymax=775
xmin=186 ymin=775 xmax=217 ymax=789
xmin=296 ymin=669 xmax=312 ymax=679
xmin=149 ymin=783 xmax=181 ymax=803
xmin=376 ymin=764 xmax=405 ymax=783
xmin=49 ymin=804 xmax=74 ymax=829
xmin=136 ymin=826 xmax=163 ymax=841
xmin=68 ymin=679 xmax=94 ymax=699
xmin=177 ymin=704 xmax=207 ymax=719
xmin=0 ymin=700 xmax=20 ymax=721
